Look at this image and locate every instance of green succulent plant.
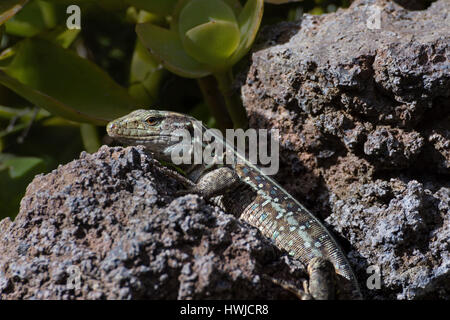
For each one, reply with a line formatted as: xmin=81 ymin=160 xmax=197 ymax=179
xmin=136 ymin=0 xmax=264 ymax=128
xmin=136 ymin=0 xmax=263 ymax=77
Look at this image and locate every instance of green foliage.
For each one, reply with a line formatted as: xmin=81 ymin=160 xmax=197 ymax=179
xmin=0 ymin=0 xmax=357 ymax=219
xmin=0 ymin=38 xmax=136 ymax=124
xmin=0 ymin=154 xmax=45 ymax=219
xmin=136 ymin=0 xmax=263 ymax=129
xmin=179 ymin=0 xmax=241 ymax=68
xmin=125 ymin=0 xmax=178 ymax=16
xmin=136 ymin=0 xmax=263 ymax=77
xmin=5 ymin=0 xmax=53 ymax=37
xmin=128 ymin=39 xmax=166 ymax=105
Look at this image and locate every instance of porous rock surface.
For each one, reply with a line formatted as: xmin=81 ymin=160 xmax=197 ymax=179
xmin=241 ymin=0 xmax=449 ymax=299
xmin=0 ymin=146 xmax=308 ymax=299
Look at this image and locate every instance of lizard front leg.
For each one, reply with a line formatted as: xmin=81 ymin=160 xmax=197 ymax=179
xmin=160 ymin=165 xmax=240 ymax=201
xmin=186 ymin=167 xmax=241 ymax=199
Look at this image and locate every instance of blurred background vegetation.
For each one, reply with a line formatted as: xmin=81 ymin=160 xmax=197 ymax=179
xmin=0 ymin=0 xmax=434 ymax=219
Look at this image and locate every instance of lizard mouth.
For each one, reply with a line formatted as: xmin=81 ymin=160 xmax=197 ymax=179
xmin=109 ymin=131 xmax=172 ymax=139
xmin=107 ymin=123 xmax=173 ymax=139
xmin=112 ymin=135 xmax=174 ymax=146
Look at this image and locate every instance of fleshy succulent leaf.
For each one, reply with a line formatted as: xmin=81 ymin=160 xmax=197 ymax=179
xmin=178 ymin=0 xmax=237 ymax=34
xmin=230 ymin=0 xmax=264 ymax=65
xmin=178 ymin=0 xmax=241 ymax=68
xmin=223 ymin=0 xmax=243 ymax=16
xmin=136 ymin=23 xmax=211 ymax=78
xmin=128 ymin=39 xmax=165 ymax=105
xmin=125 ymin=0 xmax=178 ymax=16
xmin=183 ymin=20 xmax=240 ymax=67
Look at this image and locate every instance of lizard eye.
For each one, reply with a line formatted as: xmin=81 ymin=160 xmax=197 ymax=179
xmin=145 ymin=117 xmax=161 ymax=126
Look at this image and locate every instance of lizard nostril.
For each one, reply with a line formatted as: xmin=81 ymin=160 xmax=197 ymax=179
xmin=107 ymin=122 xmax=116 ymax=134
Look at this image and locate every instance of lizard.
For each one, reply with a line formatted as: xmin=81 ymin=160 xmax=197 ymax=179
xmin=106 ymin=109 xmax=362 ymax=299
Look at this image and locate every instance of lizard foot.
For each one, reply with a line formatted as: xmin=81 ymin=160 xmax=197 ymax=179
xmin=306 ymin=257 xmax=336 ymax=300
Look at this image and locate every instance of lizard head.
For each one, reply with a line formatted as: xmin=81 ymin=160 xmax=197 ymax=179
xmin=107 ymin=109 xmax=198 ymax=162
